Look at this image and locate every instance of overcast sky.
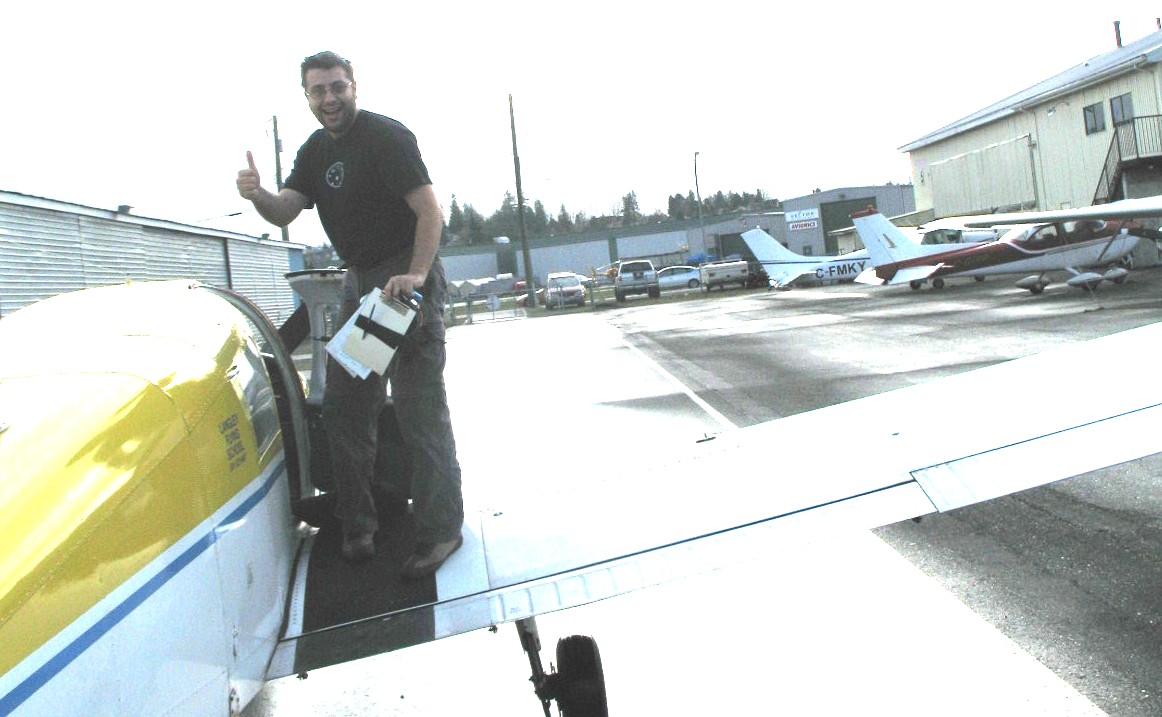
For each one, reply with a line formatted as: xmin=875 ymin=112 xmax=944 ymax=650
xmin=5 ymin=3 xmax=1160 ymax=246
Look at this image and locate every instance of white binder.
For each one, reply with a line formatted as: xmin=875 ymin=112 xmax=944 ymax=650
xmin=326 ymin=289 xmax=419 ymax=378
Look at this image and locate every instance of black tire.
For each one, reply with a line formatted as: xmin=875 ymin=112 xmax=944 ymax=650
xmin=909 ymin=280 xmax=922 ymax=291
xmin=1030 ymin=284 xmax=1044 ymax=294
xmin=648 ymin=287 xmax=660 ymax=299
xmin=688 ymin=279 xmax=700 ymax=289
xmin=932 ymin=277 xmax=945 ymax=289
xmin=974 ymin=275 xmax=985 ymax=282
xmin=555 ymin=636 xmax=608 ymax=717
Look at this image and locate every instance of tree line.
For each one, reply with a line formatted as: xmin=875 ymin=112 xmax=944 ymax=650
xmin=443 ymin=189 xmax=782 ymax=246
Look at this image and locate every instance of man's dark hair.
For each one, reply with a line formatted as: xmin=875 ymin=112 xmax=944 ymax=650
xmin=301 ymin=51 xmax=354 ymax=87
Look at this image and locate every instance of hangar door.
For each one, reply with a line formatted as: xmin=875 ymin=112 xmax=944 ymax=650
xmin=820 ymin=198 xmax=874 ymax=255
xmin=929 ymin=135 xmax=1036 ymax=217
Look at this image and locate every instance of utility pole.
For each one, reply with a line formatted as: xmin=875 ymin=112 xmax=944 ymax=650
xmin=273 ymin=115 xmax=289 ymax=242
xmin=694 ymin=151 xmax=706 ymax=255
xmin=510 ymin=95 xmax=535 ymax=308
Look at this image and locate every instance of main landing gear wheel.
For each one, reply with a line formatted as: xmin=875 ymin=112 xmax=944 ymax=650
xmin=554 ymin=635 xmax=608 ymax=717
xmin=931 ymin=277 xmax=945 ymax=289
xmin=517 ymin=618 xmax=609 ymax=717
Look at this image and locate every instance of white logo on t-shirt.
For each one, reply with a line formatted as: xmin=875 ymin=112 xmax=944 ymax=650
xmin=326 ymin=162 xmax=345 ymax=188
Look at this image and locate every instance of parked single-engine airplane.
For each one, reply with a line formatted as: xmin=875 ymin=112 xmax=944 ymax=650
xmin=3 ymin=274 xmax=1162 ymax=716
xmin=740 ymin=228 xmax=872 ymax=288
xmin=741 ymin=224 xmax=993 ymax=289
xmin=852 ymin=197 xmax=1162 ymax=293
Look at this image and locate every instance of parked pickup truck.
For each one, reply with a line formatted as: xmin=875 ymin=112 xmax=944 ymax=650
xmin=699 ymin=260 xmax=749 ymax=291
xmin=614 ymin=259 xmax=661 ymax=302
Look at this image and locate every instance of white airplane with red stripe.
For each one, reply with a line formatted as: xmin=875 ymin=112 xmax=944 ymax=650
xmin=742 ymin=224 xmax=992 ymax=289
xmin=852 ymin=197 xmax=1162 ymax=293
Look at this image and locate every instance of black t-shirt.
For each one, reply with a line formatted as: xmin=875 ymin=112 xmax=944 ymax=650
xmin=285 ymin=110 xmax=431 ymax=268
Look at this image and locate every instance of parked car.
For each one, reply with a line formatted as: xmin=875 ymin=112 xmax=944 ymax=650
xmin=657 ymin=265 xmax=701 ymax=291
xmin=544 ymin=271 xmax=587 ymax=309
xmin=556 ymin=271 xmax=595 ymax=287
xmin=614 ymin=259 xmax=660 ymax=302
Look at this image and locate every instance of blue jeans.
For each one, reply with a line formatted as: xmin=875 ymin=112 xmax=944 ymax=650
xmin=323 ymin=254 xmax=464 ymax=543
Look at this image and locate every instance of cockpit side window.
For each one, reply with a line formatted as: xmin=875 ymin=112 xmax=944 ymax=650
xmin=1063 ymin=219 xmax=1106 ymax=237
xmin=1020 ymin=224 xmax=1063 ymax=251
xmin=236 ymin=333 xmax=280 ymax=457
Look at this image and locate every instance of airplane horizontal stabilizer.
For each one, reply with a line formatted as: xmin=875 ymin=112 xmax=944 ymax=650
xmin=766 ymin=266 xmax=817 ymax=288
xmin=855 ymin=264 xmax=938 ymax=286
xmin=887 ymin=265 xmax=940 ymax=285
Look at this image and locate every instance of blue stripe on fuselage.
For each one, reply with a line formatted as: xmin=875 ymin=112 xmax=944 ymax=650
xmin=0 ymin=459 xmax=287 ymax=716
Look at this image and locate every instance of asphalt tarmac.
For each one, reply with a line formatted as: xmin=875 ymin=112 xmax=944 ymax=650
xmin=603 ymin=271 xmax=1162 ymax=716
xmin=245 ymin=269 xmax=1161 ymax=716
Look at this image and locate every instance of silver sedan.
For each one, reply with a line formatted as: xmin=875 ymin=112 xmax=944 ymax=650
xmin=656 ymin=265 xmax=701 ymax=291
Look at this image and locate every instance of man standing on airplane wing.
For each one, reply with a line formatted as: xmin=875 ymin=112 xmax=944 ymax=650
xmin=235 ymin=51 xmax=463 ymax=576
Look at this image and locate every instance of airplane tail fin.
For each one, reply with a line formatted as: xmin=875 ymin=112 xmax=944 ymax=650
xmin=740 ymin=228 xmax=820 ymax=286
xmin=740 ymin=228 xmax=810 ymax=263
xmin=851 ymin=208 xmax=928 ymax=266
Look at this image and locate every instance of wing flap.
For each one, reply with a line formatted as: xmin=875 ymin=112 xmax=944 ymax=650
xmin=480 ymin=481 xmax=933 ymax=626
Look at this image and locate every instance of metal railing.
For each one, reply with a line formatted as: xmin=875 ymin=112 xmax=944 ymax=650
xmin=1094 ymin=115 xmax=1162 ymax=204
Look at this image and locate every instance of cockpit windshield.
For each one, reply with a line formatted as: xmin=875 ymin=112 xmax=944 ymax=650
xmin=1014 ymin=223 xmax=1064 ymax=251
xmin=998 ymin=224 xmax=1035 ymax=243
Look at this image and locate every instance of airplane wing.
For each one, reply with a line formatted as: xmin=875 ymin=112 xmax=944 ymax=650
xmin=271 ymin=316 xmax=1162 ymax=677
xmin=955 ymin=194 xmax=1162 ymax=227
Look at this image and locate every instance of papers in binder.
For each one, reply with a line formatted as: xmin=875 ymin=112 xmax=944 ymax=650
xmin=326 ymin=289 xmax=418 ymax=378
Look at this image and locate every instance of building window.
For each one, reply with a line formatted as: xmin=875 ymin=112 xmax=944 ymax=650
xmin=1083 ymin=102 xmax=1106 ymax=135
xmin=1111 ymin=93 xmax=1134 ymax=126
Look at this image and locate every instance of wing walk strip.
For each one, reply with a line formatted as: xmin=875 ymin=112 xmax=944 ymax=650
xmin=0 ymin=460 xmax=288 ymax=717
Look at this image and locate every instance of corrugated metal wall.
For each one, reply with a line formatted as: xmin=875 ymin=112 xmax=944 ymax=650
xmin=0 ymin=203 xmax=87 ymax=314
xmin=929 ymin=136 xmax=1036 ymax=217
xmin=909 ymin=66 xmax=1162 ymax=217
xmin=0 ymin=196 xmax=301 ymax=320
xmin=227 ymin=239 xmax=299 ymax=325
xmin=141 ymin=227 xmax=231 ymax=285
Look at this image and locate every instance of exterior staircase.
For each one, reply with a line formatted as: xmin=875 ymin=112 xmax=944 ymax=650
xmin=1094 ymin=115 xmax=1162 ymax=204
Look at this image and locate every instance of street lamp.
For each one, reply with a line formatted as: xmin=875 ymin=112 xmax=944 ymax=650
xmin=694 ymin=152 xmax=707 ymax=256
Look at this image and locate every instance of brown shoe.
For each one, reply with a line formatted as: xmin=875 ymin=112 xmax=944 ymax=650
xmin=401 ymin=534 xmax=463 ymax=579
xmin=341 ymin=532 xmax=375 ymax=563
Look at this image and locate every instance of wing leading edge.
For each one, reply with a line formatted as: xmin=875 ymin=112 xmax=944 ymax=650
xmin=274 ymin=321 xmax=1162 ymax=678
xmin=956 ymin=194 xmax=1162 ymax=227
